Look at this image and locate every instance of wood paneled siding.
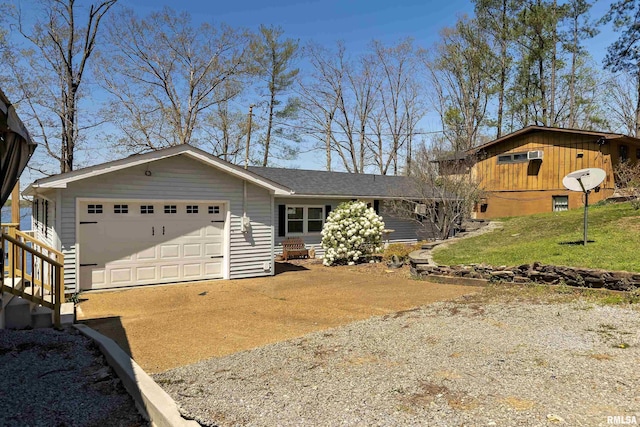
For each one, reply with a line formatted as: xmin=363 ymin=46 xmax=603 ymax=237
xmin=273 ymin=198 xmax=424 ymax=257
xmin=474 ymin=130 xmax=619 ymax=219
xmin=56 ymin=155 xmax=274 ymax=291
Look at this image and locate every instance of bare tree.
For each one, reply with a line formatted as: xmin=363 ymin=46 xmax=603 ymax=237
xmin=386 ymin=144 xmax=484 ymax=240
xmin=202 ymin=99 xmax=249 ymax=164
xmin=2 ymin=0 xmax=117 ymax=173
xmin=95 ymin=7 xmax=250 ymax=153
xmin=614 ymin=159 xmax=640 ymax=209
xmin=300 ymin=42 xmax=377 ymax=173
xmin=371 ymin=39 xmax=424 ymax=175
xmin=424 ymin=17 xmax=494 ymax=152
xmin=605 ymin=72 xmax=639 ymax=136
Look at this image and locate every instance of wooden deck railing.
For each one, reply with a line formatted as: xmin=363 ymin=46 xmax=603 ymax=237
xmin=1 ymin=224 xmax=65 ymax=328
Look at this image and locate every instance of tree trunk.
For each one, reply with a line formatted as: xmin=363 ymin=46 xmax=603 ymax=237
xmin=496 ymin=0 xmax=508 ymax=138
xmin=325 ymin=115 xmax=332 ymax=171
xmin=539 ymin=56 xmax=547 ymax=126
xmin=569 ymin=12 xmax=578 ymax=128
xmin=549 ymin=0 xmax=557 ymax=126
xmin=263 ymin=88 xmax=276 ymax=166
xmin=636 ymin=67 xmax=640 ymax=138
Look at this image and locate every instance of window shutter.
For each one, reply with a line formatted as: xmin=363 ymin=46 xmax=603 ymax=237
xmin=44 ymin=200 xmax=49 ymax=238
xmin=325 ymin=205 xmax=332 ymax=219
xmin=278 ymin=205 xmax=286 ymax=237
xmin=373 ymin=200 xmax=380 ymax=214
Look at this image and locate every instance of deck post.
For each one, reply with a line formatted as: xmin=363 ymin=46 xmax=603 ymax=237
xmin=11 ymin=181 xmax=20 ymax=230
xmin=54 ymin=265 xmax=64 ymax=329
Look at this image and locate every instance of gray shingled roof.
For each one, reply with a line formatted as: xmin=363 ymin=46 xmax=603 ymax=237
xmin=247 ymin=166 xmax=423 ymax=198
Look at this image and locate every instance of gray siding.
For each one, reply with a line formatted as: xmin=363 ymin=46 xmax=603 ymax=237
xmin=273 ymin=198 xmax=425 ymax=257
xmin=56 ymin=155 xmax=273 ymax=291
xmin=379 ymin=200 xmax=434 ymax=242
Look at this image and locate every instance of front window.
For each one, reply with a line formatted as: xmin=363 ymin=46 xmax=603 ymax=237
xmin=308 ymin=207 xmax=324 ymax=232
xmin=497 ymin=152 xmax=529 ymax=164
xmin=287 ymin=207 xmax=304 ymax=234
xmin=286 ymin=206 xmax=324 ymax=234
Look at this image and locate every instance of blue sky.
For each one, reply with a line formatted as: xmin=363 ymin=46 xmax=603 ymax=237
xmin=129 ymin=0 xmax=471 ymax=53
xmin=10 ymin=0 xmax=624 ymax=178
xmin=126 ymin=0 xmax=616 ymax=62
xmin=121 ymin=0 xmax=620 ymax=171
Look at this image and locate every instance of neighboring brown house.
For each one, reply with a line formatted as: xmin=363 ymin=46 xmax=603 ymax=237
xmin=463 ymin=126 xmax=640 ymax=219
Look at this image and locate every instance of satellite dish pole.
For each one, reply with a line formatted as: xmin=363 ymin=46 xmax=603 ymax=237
xmin=575 ymin=175 xmax=589 ymax=246
xmin=562 ymin=168 xmax=606 ymax=246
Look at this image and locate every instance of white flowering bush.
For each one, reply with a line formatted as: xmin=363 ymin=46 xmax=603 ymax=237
xmin=321 ymin=201 xmax=385 ymax=266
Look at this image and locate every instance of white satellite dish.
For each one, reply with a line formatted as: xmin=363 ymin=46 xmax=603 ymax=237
xmin=561 ymin=167 xmax=607 ymax=246
xmin=562 ymin=168 xmax=606 ymax=192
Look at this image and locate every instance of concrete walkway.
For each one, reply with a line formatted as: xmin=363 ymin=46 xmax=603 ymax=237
xmin=77 ymin=261 xmax=476 ymax=373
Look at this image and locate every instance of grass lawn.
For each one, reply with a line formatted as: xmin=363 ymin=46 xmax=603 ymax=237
xmin=433 ymin=201 xmax=640 ymax=272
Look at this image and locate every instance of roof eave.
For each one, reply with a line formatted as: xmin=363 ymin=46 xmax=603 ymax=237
xmin=26 ymin=145 xmax=294 ymax=195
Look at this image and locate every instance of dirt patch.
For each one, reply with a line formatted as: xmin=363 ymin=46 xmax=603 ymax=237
xmin=77 ymin=261 xmax=474 ymax=373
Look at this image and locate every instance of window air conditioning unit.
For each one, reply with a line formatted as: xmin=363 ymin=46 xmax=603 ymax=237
xmin=414 ymin=203 xmax=427 ymax=215
xmin=527 ymin=150 xmax=544 ymax=160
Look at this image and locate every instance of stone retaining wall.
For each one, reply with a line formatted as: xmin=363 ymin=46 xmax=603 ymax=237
xmin=411 ymin=262 xmax=640 ymax=291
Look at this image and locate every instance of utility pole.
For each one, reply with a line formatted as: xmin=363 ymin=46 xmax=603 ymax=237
xmin=244 ymin=104 xmax=254 ymax=170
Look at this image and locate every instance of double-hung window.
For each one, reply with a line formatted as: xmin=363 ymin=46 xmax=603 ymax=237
xmin=286 ymin=206 xmax=324 ymax=234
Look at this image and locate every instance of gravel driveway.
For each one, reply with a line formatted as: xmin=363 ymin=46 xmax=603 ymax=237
xmin=0 ymin=327 xmax=145 ymax=427
xmin=155 ymin=297 xmax=640 ymax=426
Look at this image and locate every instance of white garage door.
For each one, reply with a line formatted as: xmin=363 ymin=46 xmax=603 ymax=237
xmin=78 ymin=200 xmax=226 ymax=290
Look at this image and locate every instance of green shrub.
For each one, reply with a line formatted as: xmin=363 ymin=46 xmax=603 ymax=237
xmin=383 ymin=242 xmax=426 ymax=263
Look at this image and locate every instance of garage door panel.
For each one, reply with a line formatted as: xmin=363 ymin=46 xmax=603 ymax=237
xmin=184 ymin=229 xmax=202 ymax=238
xmin=183 ymin=263 xmax=202 ymax=278
xmin=160 ymin=265 xmax=180 ymax=281
xmin=136 ymin=266 xmax=157 ymax=282
xmin=160 ymin=244 xmax=180 ymax=259
xmin=205 ymin=225 xmax=223 ymax=237
xmin=91 ymin=269 xmax=106 ymax=287
xmin=110 ymin=268 xmax=133 ymax=284
xmin=205 ymin=243 xmax=223 ymax=256
xmin=79 ymin=201 xmax=226 ymax=289
xmin=107 ymin=253 xmax=135 ymax=264
xmin=137 ymin=247 xmax=157 ymax=261
xmin=205 ymin=261 xmax=222 ymax=276
xmin=183 ymin=243 xmax=202 ymax=258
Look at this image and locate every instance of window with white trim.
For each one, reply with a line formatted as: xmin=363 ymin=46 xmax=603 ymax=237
xmin=286 ymin=206 xmax=324 ymax=234
xmin=164 ymin=205 xmax=177 ymax=214
xmin=88 ymin=204 xmax=103 ymax=214
xmin=186 ymin=205 xmax=199 ymax=214
xmin=497 ymin=152 xmax=529 ymax=164
xmin=208 ymin=205 xmax=220 ymax=214
xmin=140 ymin=205 xmax=154 ymax=214
xmin=114 ymin=204 xmax=128 ymax=214
xmin=552 ymin=196 xmax=569 ymax=212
